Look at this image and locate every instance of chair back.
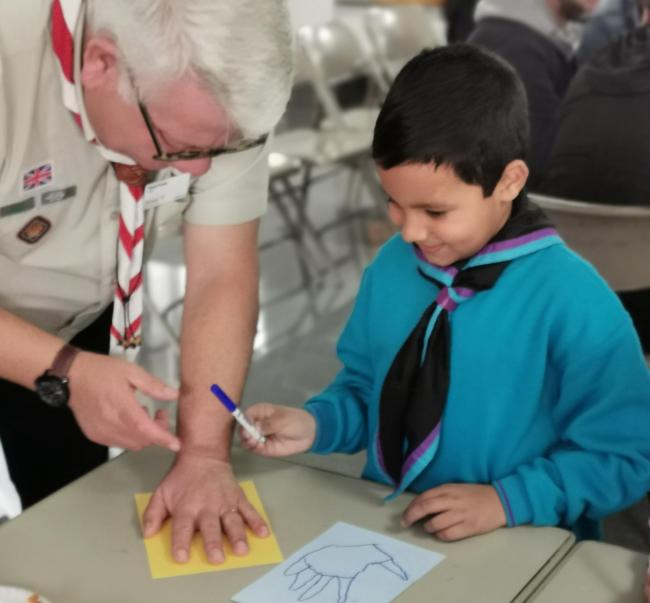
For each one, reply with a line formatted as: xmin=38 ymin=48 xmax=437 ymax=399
xmin=364 ymin=6 xmax=441 ymax=83
xmin=528 ymin=192 xmax=650 ymax=291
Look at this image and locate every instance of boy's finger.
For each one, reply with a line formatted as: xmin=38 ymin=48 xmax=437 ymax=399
xmin=401 ymin=495 xmax=454 ymax=527
xmin=424 ymin=510 xmax=462 ymax=534
xmin=435 ymin=521 xmax=471 ymax=542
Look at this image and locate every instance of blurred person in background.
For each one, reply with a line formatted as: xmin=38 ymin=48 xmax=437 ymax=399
xmin=444 ymin=0 xmax=480 ymax=41
xmin=468 ymin=0 xmax=599 ymax=188
xmin=541 ymin=0 xmax=650 ymax=353
xmin=578 ymin=0 xmax=640 ymax=63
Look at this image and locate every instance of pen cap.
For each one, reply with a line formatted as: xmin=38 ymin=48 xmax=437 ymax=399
xmin=210 ymin=384 xmax=237 ymax=413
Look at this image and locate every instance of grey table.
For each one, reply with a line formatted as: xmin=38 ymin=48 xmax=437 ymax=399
xmin=0 ymin=447 xmax=575 ymax=603
xmin=527 ymin=541 xmax=648 ymax=603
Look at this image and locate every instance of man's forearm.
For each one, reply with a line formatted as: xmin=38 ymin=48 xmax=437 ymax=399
xmin=177 ymin=272 xmax=258 ymax=459
xmin=0 ymin=307 xmax=65 ymax=389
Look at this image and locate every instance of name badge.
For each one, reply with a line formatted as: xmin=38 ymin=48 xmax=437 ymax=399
xmin=143 ymin=172 xmax=191 ymax=211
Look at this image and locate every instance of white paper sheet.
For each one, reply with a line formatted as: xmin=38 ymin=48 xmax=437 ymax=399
xmin=232 ymin=522 xmax=445 ymax=603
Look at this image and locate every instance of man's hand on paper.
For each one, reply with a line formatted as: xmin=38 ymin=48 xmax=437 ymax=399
xmin=141 ymin=451 xmax=269 ymax=564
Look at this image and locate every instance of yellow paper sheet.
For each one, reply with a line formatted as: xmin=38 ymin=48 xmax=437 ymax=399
xmin=134 ymin=480 xmax=283 ymax=579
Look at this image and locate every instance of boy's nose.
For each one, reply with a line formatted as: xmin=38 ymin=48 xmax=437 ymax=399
xmin=401 ymin=216 xmax=428 ymax=244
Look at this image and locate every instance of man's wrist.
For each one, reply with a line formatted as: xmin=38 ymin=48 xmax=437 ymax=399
xmin=176 ymin=444 xmax=231 ymax=463
xmin=34 ymin=343 xmax=81 ymax=407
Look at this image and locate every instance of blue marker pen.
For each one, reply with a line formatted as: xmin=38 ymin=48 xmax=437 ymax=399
xmin=210 ymin=384 xmax=266 ymax=444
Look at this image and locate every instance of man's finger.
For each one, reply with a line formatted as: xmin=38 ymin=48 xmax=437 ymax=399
xmin=142 ymin=489 xmax=169 ymax=538
xmin=154 ymin=408 xmax=170 ymax=432
xmin=171 ymin=514 xmax=196 ymax=563
xmin=135 ymin=413 xmax=181 ymax=452
xmin=198 ymin=513 xmax=225 ymax=565
xmin=239 ymin=498 xmax=269 ymax=537
xmin=221 ymin=509 xmax=248 ymax=556
xmin=130 ymin=368 xmax=179 ymax=401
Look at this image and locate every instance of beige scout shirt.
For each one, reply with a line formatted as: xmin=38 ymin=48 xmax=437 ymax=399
xmin=0 ymin=1 xmax=270 ymax=342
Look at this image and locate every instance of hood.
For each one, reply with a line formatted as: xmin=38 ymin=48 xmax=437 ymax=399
xmin=474 ymin=0 xmax=581 ymax=56
xmin=582 ymin=25 xmax=650 ymax=95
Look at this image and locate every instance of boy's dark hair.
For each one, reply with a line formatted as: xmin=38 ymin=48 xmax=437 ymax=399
xmin=372 ymin=44 xmax=529 ymax=197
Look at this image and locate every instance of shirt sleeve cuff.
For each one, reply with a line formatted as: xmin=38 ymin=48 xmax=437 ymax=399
xmin=493 ymin=474 xmax=534 ymax=527
xmin=304 ymin=400 xmax=339 ymax=454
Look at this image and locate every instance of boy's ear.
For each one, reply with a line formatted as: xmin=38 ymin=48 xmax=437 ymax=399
xmin=80 ymin=35 xmax=120 ymax=91
xmin=494 ymin=160 xmax=529 ymax=202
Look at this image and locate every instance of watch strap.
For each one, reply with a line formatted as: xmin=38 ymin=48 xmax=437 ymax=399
xmin=49 ymin=343 xmax=80 ymax=379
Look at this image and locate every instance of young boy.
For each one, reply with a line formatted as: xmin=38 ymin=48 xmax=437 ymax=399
xmin=241 ymin=45 xmax=650 ymax=541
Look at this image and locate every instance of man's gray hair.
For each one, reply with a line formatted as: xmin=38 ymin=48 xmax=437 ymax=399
xmin=85 ymin=0 xmax=294 ymax=137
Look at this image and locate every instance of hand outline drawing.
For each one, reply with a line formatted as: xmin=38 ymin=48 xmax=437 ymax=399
xmin=283 ymin=543 xmax=408 ymax=603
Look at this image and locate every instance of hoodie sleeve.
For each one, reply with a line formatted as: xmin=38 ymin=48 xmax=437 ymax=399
xmin=304 ymin=267 xmax=376 ymax=454
xmin=493 ymin=313 xmax=650 ymax=529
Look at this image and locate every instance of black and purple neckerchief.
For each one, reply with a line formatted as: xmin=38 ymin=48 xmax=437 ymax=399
xmin=376 ymin=195 xmax=562 ymax=500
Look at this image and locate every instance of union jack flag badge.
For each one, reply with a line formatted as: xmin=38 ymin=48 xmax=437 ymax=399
xmin=22 ymin=162 xmax=53 ymax=192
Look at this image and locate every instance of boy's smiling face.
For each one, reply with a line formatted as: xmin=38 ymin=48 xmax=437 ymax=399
xmin=378 ymin=161 xmax=527 ymax=267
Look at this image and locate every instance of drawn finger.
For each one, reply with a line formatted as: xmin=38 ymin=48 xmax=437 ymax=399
xmin=284 ymin=556 xmax=309 ymax=576
xmin=289 ymin=568 xmax=317 ymax=591
xmin=299 ymin=576 xmax=332 ymax=601
xmin=337 ymin=577 xmax=354 ymax=603
xmin=379 ymin=559 xmax=408 ymax=580
xmin=296 ymin=571 xmax=322 ymax=595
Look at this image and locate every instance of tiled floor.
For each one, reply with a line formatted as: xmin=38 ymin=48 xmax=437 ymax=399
xmin=140 ymin=165 xmax=649 ymax=554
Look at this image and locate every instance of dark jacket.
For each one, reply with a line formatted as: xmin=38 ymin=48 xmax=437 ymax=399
xmin=468 ymin=18 xmax=576 ymax=188
xmin=542 ymin=26 xmax=650 ymax=206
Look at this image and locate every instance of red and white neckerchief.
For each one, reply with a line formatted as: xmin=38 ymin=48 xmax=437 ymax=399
xmin=51 ymin=0 xmax=145 ymax=360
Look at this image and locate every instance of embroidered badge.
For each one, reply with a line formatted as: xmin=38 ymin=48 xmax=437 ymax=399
xmin=0 ymin=198 xmax=35 ymax=218
xmin=22 ymin=162 xmax=53 ymax=192
xmin=17 ymin=216 xmax=51 ymax=244
xmin=42 ymin=185 xmax=77 ymax=205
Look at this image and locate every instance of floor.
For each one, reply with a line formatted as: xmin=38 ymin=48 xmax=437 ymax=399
xmin=140 ymin=161 xmax=650 ymax=555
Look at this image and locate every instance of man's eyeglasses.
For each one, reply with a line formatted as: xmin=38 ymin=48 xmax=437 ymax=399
xmin=136 ymin=97 xmax=268 ymax=162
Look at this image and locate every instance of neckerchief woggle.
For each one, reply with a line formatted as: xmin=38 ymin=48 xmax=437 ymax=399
xmin=376 ymin=194 xmax=562 ymax=501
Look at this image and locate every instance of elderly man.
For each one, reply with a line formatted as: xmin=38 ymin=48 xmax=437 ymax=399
xmin=0 ymin=0 xmax=292 ymax=565
xmin=468 ymin=0 xmax=599 ymax=187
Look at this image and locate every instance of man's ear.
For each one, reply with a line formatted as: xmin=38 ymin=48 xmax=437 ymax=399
xmin=80 ymin=36 xmax=120 ymax=90
xmin=494 ymin=159 xmax=529 ymax=203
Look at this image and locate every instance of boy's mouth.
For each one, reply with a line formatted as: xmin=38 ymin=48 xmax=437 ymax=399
xmin=417 ymin=243 xmax=445 ymax=255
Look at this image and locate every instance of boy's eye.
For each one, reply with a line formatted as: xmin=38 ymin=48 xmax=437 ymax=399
xmin=425 ymin=209 xmax=446 ymax=217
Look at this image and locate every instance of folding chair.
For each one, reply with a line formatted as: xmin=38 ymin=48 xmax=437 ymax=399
xmin=365 ymin=5 xmax=443 ymax=86
xmin=528 ymin=193 xmax=650 ymax=292
xmin=529 ymin=192 xmax=650 ymax=365
xmin=298 ymin=18 xmax=388 ymax=132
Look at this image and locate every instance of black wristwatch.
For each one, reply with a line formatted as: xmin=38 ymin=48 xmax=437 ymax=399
xmin=35 ymin=344 xmax=80 ymax=407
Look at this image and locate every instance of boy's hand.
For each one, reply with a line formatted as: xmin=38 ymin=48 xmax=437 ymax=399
xmin=238 ymin=403 xmax=316 ymax=457
xmin=401 ymin=483 xmax=507 ymax=541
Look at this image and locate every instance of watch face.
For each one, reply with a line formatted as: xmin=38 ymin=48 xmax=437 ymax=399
xmin=35 ymin=374 xmax=70 ymax=407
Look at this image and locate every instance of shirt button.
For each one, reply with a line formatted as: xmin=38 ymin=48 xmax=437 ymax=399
xmin=110 ymin=210 xmax=120 ymax=220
